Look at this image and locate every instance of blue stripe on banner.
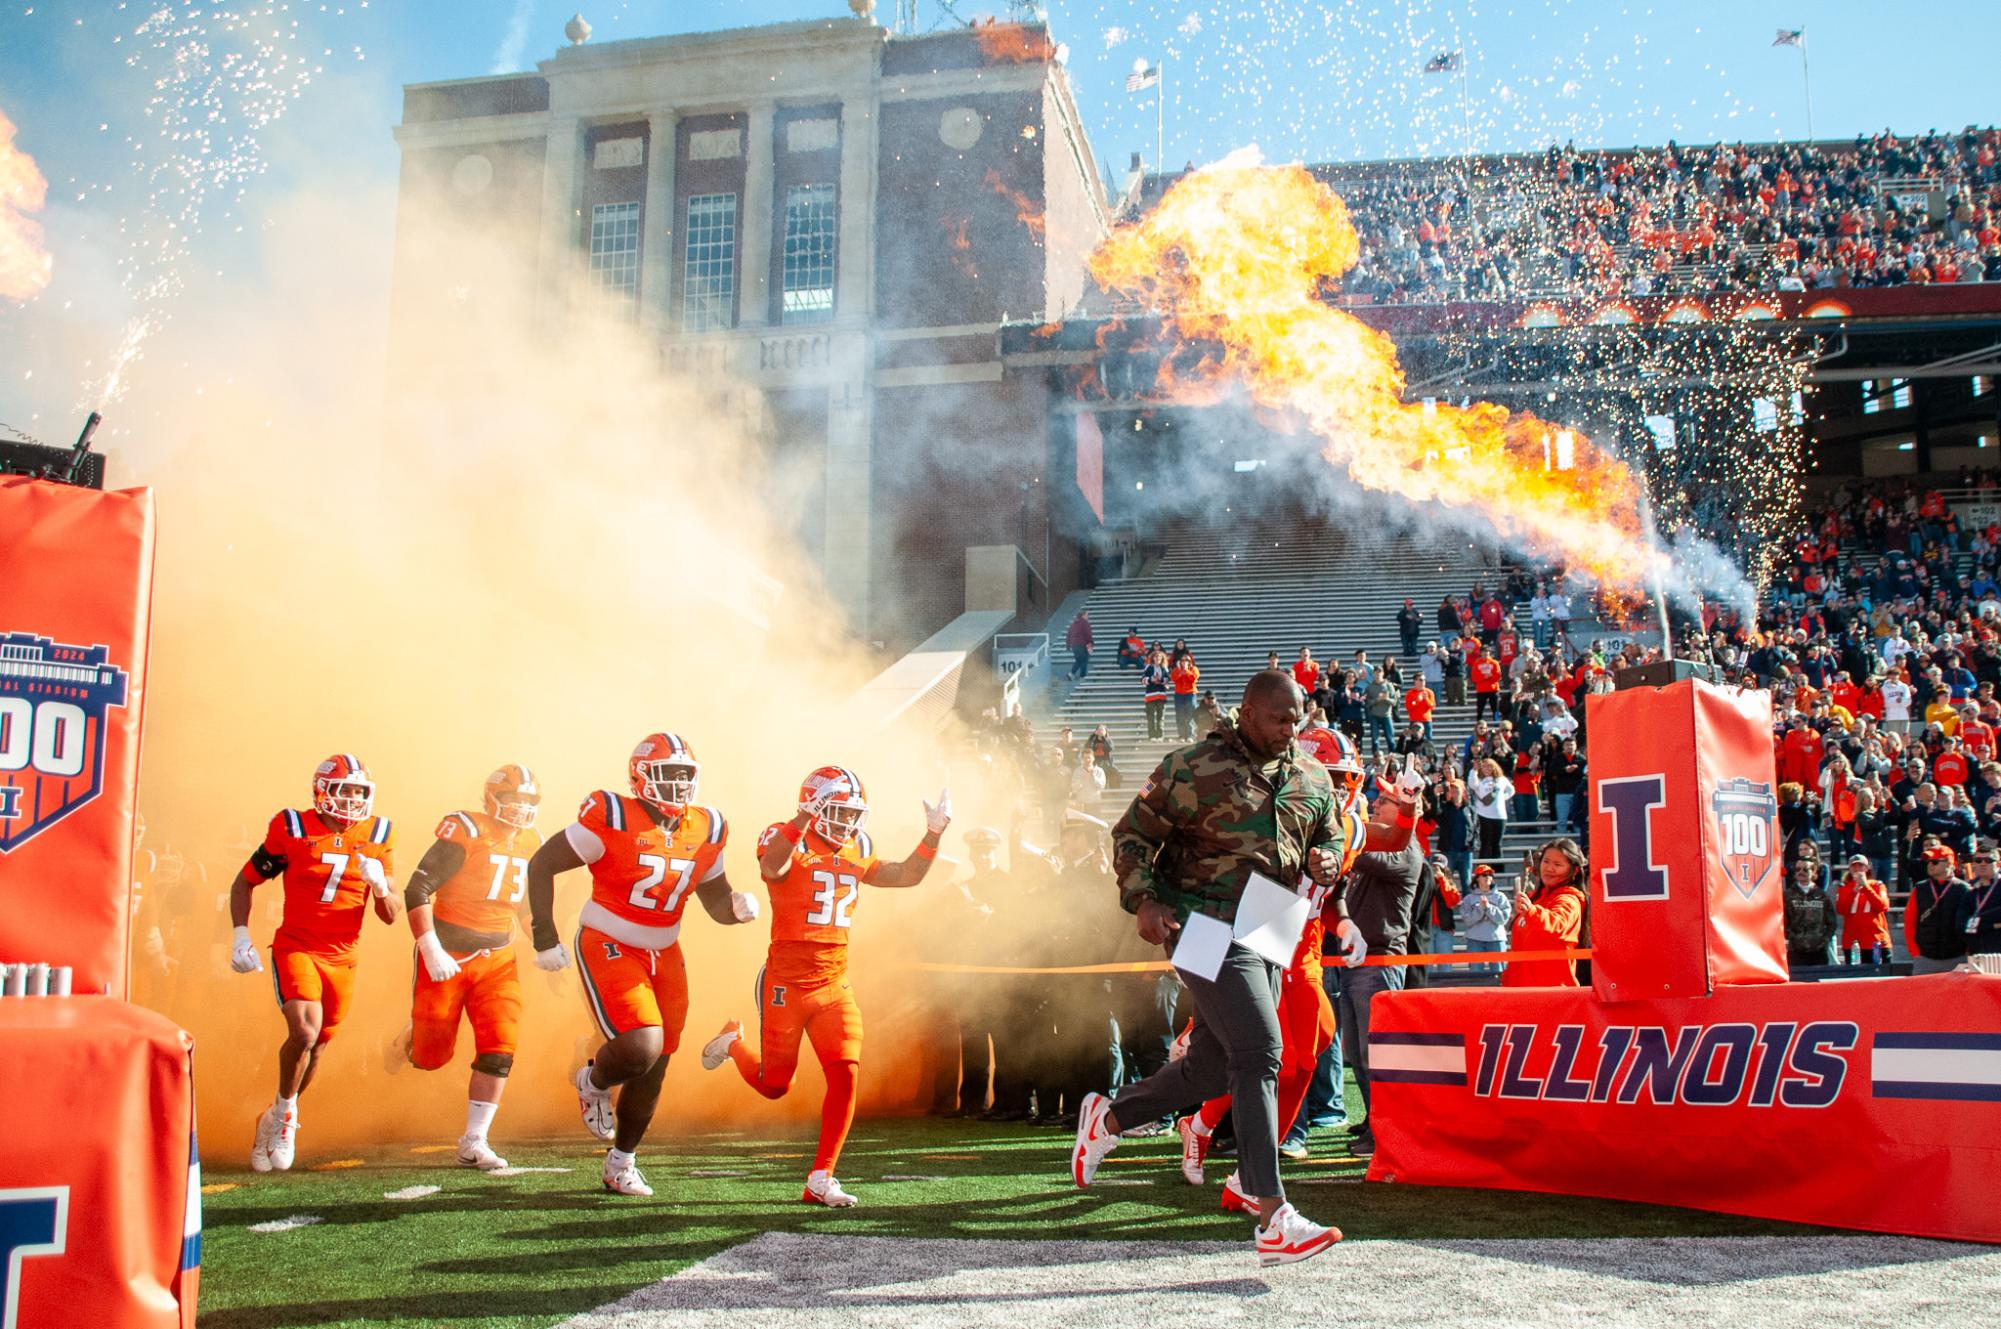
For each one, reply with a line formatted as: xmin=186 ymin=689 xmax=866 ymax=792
xmin=1873 ymin=1080 xmax=2001 ymax=1103
xmin=1370 ymin=1031 xmax=1467 ymax=1047
xmin=1876 ymin=1032 xmax=2001 ymax=1051
xmin=1371 ymin=1068 xmax=1468 ymax=1086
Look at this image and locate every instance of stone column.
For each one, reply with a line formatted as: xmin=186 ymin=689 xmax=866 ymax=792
xmin=640 ymin=110 xmax=680 ymax=330
xmin=836 ymin=95 xmax=877 ymax=323
xmin=823 ymin=372 xmax=874 ymax=637
xmin=536 ymin=115 xmax=588 ymax=322
xmin=739 ymin=101 xmax=777 ymax=328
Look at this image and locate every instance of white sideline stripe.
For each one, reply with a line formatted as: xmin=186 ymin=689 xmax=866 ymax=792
xmin=558 ymin=1232 xmax=2001 ymax=1328
xmin=1872 ymin=1047 xmax=2001 ymax=1086
xmin=1369 ymin=1043 xmax=1466 ymax=1074
xmin=384 ymin=1185 xmax=440 ymax=1201
xmin=247 ymin=1215 xmax=323 ymax=1234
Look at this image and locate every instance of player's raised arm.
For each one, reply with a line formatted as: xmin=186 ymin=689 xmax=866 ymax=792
xmin=760 ymin=806 xmax=817 ymax=880
xmin=1358 ymin=765 xmax=1426 ymax=854
xmin=865 ymin=788 xmax=952 ymax=888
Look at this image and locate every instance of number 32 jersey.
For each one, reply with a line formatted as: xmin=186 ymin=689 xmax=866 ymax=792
xmin=564 ymin=791 xmax=727 ymax=943
xmin=256 ymin=808 xmax=395 ymax=959
xmin=757 ymin=825 xmax=879 ymax=983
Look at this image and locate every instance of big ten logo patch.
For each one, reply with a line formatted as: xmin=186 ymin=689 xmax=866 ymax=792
xmin=0 ymin=633 xmax=130 ymax=854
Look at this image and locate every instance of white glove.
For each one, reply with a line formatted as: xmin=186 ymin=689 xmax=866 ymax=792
xmin=534 ymin=943 xmax=571 ymax=972
xmin=730 ymin=890 xmax=760 ymax=923
xmin=1395 ymin=768 xmax=1426 ymax=802
xmin=924 ymin=787 xmax=953 ymax=835
xmin=415 ymin=931 xmax=461 ymax=982
xmin=1335 ymin=917 xmax=1369 ymax=969
xmin=358 ymin=856 xmax=390 ymax=899
xmin=230 ymin=926 xmax=263 ymax=974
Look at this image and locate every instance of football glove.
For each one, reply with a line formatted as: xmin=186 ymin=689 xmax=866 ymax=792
xmin=1335 ymin=917 xmax=1369 ymax=969
xmin=1394 ymin=767 xmax=1426 ymax=802
xmin=229 ymin=926 xmax=263 ymax=974
xmin=924 ymin=787 xmax=953 ymax=836
xmin=533 ymin=943 xmax=571 ymax=972
xmin=358 ymin=856 xmax=391 ymax=899
xmin=415 ymin=931 xmax=461 ymax=982
xmin=730 ymin=890 xmax=760 ymax=923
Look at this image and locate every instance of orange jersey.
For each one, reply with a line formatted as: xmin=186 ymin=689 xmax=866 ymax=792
xmin=565 ymin=791 xmax=727 ymax=937
xmin=428 ymin=809 xmax=542 ymax=939
xmin=256 ymin=808 xmax=394 ymax=958
xmin=758 ymin=824 xmax=880 ymax=982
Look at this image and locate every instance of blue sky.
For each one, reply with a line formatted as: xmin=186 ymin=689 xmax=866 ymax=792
xmin=4 ymin=1 xmax=2000 ymax=429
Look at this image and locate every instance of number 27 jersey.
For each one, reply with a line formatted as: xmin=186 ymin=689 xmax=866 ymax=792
xmin=565 ymin=791 xmax=728 ymax=938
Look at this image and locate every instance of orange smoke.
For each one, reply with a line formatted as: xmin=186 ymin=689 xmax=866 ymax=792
xmin=984 ymin=168 xmax=1047 ymax=243
xmin=0 ymin=107 xmax=53 ymax=301
xmin=973 ymin=21 xmax=1055 ymax=64
xmin=1087 ymin=153 xmax=1658 ymax=587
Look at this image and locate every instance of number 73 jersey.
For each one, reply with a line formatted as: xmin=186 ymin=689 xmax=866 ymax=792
xmin=757 ymin=825 xmax=880 ymax=946
xmin=567 ymin=791 xmax=728 ymax=932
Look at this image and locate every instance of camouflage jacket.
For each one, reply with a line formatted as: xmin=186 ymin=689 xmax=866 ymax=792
xmin=1112 ymin=721 xmax=1351 ymax=922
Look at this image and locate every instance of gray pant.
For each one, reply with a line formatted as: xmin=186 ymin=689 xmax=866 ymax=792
xmin=1109 ymin=941 xmax=1285 ymax=1198
xmin=1337 ymin=961 xmax=1406 ymax=1124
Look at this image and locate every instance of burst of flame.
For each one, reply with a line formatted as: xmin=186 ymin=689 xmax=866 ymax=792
xmin=1088 ymin=151 xmax=1667 ymax=590
xmin=0 ymin=107 xmax=53 ymax=302
xmin=984 ymin=169 xmax=1046 ymax=242
xmin=973 ymin=22 xmax=1056 ymax=64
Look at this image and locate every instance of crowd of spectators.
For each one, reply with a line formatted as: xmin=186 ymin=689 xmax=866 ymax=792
xmin=1328 ymin=127 xmax=2001 ymax=304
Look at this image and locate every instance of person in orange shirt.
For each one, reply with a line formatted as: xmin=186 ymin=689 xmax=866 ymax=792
xmin=1503 ymin=838 xmax=1587 ymax=987
xmin=227 ymin=753 xmax=399 ymax=1172
xmin=1835 ymin=855 xmax=1891 ymax=965
xmin=1958 ymin=705 xmax=1996 ymax=762
xmin=524 ymin=733 xmax=763 ymax=1197
xmin=1468 ymin=647 xmax=1503 ymax=723
xmin=1403 ymin=680 xmax=1436 ymax=741
xmin=1292 ymin=646 xmax=1321 ymax=696
xmin=1171 ymin=653 xmax=1203 ymax=740
xmin=1934 ymin=737 xmax=1971 ymax=788
xmin=701 ymin=767 xmax=951 ymax=1208
xmin=389 ymin=764 xmax=544 ymax=1171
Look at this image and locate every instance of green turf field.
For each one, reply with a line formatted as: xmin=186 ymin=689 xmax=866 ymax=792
xmin=196 ymin=1103 xmax=1820 ymax=1329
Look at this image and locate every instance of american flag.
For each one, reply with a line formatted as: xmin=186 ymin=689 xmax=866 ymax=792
xmin=1126 ymin=63 xmax=1160 ymax=92
xmin=1773 ymin=28 xmax=1805 ymax=47
xmin=1424 ymin=50 xmax=1462 ymax=74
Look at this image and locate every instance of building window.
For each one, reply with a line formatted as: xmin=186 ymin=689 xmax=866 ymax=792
xmin=780 ymin=183 xmax=837 ymax=324
xmin=682 ymin=193 xmax=737 ymax=333
xmin=588 ymin=202 xmax=641 ymax=312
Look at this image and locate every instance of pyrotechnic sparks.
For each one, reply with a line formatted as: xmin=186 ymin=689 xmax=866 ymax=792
xmin=1088 ymin=150 xmax=1744 ymax=599
xmin=0 ymin=106 xmax=53 ymax=302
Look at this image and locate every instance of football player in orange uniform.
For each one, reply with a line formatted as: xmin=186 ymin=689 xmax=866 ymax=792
xmin=390 ymin=764 xmax=543 ymax=1170
xmin=699 ymin=767 xmax=952 ymax=1208
xmin=227 ymin=754 xmax=399 ymax=1172
xmin=524 ymin=733 xmax=761 ymax=1196
xmin=1175 ymin=736 xmax=1425 ymax=1209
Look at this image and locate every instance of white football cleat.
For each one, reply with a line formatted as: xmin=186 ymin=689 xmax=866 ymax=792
xmin=1255 ymin=1201 xmax=1342 ymax=1267
xmin=574 ymin=1063 xmax=616 ymax=1142
xmin=249 ymin=1108 xmax=278 ymax=1173
xmin=601 ymin=1155 xmax=653 ymax=1197
xmin=700 ymin=1020 xmax=741 ymax=1072
xmin=383 ymin=1023 xmax=413 ymax=1075
xmin=1177 ymin=1115 xmax=1212 ymax=1186
xmin=456 ymin=1135 xmax=508 ymax=1171
xmin=269 ymin=1107 xmax=299 ymax=1171
xmin=1070 ymin=1091 xmax=1119 ymax=1188
xmin=802 ymin=1169 xmax=858 ymax=1208
xmin=1220 ymin=1170 xmax=1261 ymax=1218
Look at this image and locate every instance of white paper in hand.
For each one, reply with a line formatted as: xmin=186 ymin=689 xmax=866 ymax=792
xmin=1170 ymin=911 xmax=1233 ymax=982
xmin=1233 ymin=872 xmax=1312 ymax=966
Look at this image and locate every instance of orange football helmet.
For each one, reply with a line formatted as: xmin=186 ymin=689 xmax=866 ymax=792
xmin=1320 ymin=729 xmax=1366 ymax=810
xmin=312 ymin=753 xmax=374 ymax=826
xmin=630 ymin=733 xmax=699 ymax=814
xmin=484 ymin=763 xmax=541 ymax=829
xmin=798 ymin=765 xmax=868 ymax=847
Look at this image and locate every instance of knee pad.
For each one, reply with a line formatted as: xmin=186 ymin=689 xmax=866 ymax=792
xmin=471 ymin=1051 xmax=514 ymax=1078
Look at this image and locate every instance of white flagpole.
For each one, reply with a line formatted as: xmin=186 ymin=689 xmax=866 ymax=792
xmin=1800 ymin=30 xmax=1815 ymax=141
xmin=1156 ymin=61 xmax=1165 ymax=175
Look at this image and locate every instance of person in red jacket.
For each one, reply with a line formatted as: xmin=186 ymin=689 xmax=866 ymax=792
xmin=1468 ymin=647 xmax=1503 ymax=723
xmin=1835 ymin=855 xmax=1891 ymax=965
xmin=1776 ymin=721 xmax=1824 ymax=789
xmin=1403 ymin=680 xmax=1436 ymax=740
xmin=1503 ymin=838 xmax=1587 ymax=987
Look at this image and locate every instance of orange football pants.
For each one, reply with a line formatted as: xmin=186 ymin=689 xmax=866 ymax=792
xmin=728 ymin=958 xmax=863 ymax=1173
xmin=575 ymin=925 xmax=689 ymax=1052
xmin=1197 ymin=958 xmax=1335 ymax=1136
xmin=411 ymin=943 xmax=522 ymax=1068
xmin=270 ymin=944 xmax=358 ymax=1043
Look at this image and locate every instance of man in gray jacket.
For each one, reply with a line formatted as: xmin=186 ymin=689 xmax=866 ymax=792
xmin=1331 ymin=814 xmax=1424 ymax=1158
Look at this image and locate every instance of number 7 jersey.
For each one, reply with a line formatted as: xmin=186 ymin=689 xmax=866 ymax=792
xmin=757 ymin=825 xmax=880 ymax=948
xmin=566 ymin=791 xmax=728 ymax=938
